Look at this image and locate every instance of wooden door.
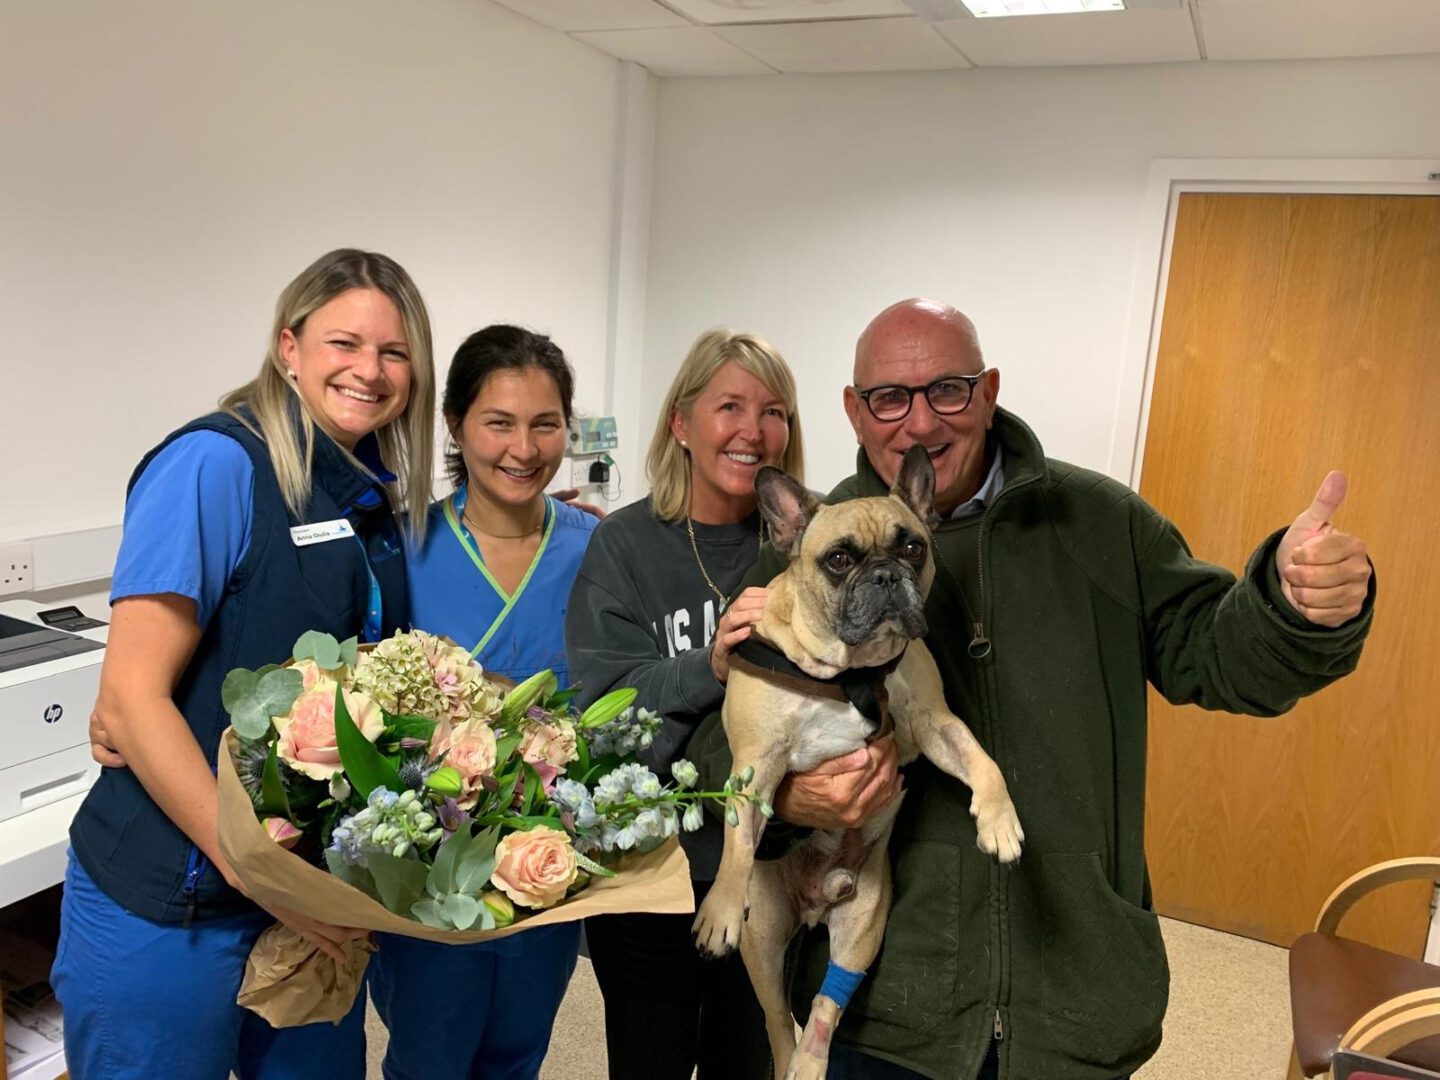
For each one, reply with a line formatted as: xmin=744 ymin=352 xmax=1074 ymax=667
xmin=1139 ymin=192 xmax=1440 ymax=952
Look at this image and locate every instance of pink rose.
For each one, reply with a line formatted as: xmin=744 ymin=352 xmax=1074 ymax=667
xmin=490 ymin=826 xmax=578 ymax=909
xmin=291 ymin=659 xmax=341 ymax=692
xmin=520 ymin=719 xmax=578 ymax=770
xmin=430 ymin=718 xmax=498 ymax=810
xmin=276 ymin=687 xmax=383 ymax=780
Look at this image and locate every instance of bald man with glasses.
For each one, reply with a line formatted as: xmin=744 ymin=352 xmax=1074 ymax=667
xmin=689 ymin=298 xmax=1374 ymax=1080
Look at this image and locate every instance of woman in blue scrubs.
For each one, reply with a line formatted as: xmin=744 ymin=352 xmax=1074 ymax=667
xmin=56 ymin=249 xmax=437 ymax=1080
xmin=369 ymin=324 xmax=597 ymax=1080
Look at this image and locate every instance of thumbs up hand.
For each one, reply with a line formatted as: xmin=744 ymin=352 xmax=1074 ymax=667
xmin=1275 ymin=471 xmax=1372 ymax=627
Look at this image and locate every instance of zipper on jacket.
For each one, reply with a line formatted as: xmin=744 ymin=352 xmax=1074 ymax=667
xmin=181 ymin=843 xmax=208 ymax=929
xmin=968 ymin=502 xmax=995 ymax=658
xmin=993 ymin=1008 xmax=1004 ymax=1041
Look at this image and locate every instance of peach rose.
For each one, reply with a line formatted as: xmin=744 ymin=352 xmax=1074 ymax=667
xmin=520 ymin=719 xmax=579 ymax=771
xmin=490 ymin=826 xmax=579 ymax=909
xmin=291 ymin=659 xmax=343 ymax=693
xmin=263 ymin=817 xmax=303 ymax=849
xmin=430 ymin=718 xmax=498 ymax=810
xmin=275 ymin=686 xmax=383 ymax=780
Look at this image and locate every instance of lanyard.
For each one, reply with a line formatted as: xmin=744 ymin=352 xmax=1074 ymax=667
xmin=351 ymin=532 xmax=384 ymax=643
xmin=442 ymin=494 xmax=555 ymax=660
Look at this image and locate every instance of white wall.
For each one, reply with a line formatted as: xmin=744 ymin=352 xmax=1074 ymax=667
xmin=641 ymin=55 xmax=1440 ymax=495
xmin=1 ymin=0 xmax=623 ymax=559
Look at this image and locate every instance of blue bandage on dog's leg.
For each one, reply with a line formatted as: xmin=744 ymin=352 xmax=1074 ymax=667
xmin=818 ymin=961 xmax=866 ymax=1008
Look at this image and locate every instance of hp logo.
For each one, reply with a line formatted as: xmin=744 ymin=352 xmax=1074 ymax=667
xmin=44 ymin=703 xmax=64 ymax=724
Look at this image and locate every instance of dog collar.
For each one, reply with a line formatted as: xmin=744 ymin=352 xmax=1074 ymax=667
xmin=729 ymin=636 xmax=901 ymax=739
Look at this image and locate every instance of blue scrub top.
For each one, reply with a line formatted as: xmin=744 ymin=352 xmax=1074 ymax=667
xmin=406 ymin=491 xmax=597 ymax=689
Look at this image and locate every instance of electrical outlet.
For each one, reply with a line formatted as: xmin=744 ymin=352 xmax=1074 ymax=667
xmin=0 ymin=540 xmax=35 ymax=596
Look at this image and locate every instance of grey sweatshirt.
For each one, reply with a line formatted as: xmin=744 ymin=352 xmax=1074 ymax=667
xmin=564 ymin=496 xmax=762 ymax=880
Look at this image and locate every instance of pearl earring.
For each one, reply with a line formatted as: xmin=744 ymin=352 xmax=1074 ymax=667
xmin=286 ymin=369 xmax=297 ymax=380
xmin=680 ymin=440 xmax=688 ymax=448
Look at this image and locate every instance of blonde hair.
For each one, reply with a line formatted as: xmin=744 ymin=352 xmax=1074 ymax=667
xmin=219 ymin=248 xmax=435 ymax=538
xmin=646 ymin=328 xmax=805 ymax=521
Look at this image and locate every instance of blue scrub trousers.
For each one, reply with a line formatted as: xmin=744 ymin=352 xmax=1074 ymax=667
xmin=368 ymin=921 xmax=581 ymax=1080
xmin=51 ymin=855 xmax=367 ymax=1080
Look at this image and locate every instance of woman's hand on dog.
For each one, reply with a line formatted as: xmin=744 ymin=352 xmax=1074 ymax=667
xmin=773 ymin=735 xmax=903 ymax=829
xmin=710 ymin=587 xmax=769 ymax=683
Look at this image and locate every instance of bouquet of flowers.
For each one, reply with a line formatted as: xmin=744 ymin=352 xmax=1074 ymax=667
xmin=215 ymin=628 xmax=763 ymax=1025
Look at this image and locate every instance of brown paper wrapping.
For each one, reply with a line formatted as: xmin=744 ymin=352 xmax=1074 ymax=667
xmin=216 ymin=728 xmax=695 ymax=1026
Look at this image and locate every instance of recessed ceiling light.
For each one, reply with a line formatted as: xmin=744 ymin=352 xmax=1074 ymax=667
xmin=961 ymin=0 xmax=1124 ymax=16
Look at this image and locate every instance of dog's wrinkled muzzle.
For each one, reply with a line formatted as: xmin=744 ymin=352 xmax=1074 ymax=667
xmin=838 ymin=562 xmax=928 ymax=646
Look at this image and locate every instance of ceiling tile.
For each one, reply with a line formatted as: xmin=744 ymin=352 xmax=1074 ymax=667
xmin=489 ymin=0 xmax=688 ymax=33
xmin=1197 ymin=0 xmax=1440 ymax=61
xmin=663 ymin=0 xmax=912 ymax=25
xmin=716 ymin=17 xmax=972 ymax=72
xmin=570 ymin=26 xmax=779 ymax=75
xmin=935 ymin=8 xmax=1199 ymax=65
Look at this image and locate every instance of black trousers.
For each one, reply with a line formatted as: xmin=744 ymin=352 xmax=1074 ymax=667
xmin=584 ymin=878 xmax=771 ymax=1080
xmin=829 ymin=1041 xmax=999 ymax=1079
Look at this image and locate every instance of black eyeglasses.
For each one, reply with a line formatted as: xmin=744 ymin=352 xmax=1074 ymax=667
xmin=853 ymin=371 xmax=987 ymax=422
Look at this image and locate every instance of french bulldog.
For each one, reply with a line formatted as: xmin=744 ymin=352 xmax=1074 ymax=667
xmin=691 ymin=445 xmax=1024 ymax=1080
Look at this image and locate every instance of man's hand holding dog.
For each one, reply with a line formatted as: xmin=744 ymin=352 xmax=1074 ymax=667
xmin=710 ymin=586 xmax=769 ymax=683
xmin=774 ymin=735 xmax=903 ymax=829
xmin=1275 ymin=471 xmax=1371 ymax=628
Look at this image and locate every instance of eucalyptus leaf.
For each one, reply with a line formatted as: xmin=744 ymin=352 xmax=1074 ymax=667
xmin=325 ymin=850 xmax=381 ymax=902
xmin=428 ymin=823 xmax=475 ymax=897
xmin=442 ymin=891 xmax=483 ymax=930
xmin=454 ymin=848 xmax=497 ymax=895
xmin=338 ymin=636 xmax=359 ymax=668
xmin=368 ymin=852 xmax=429 ymax=916
xmin=293 ymin=630 xmax=342 ymax=669
xmin=221 ymin=669 xmax=260 ymax=714
xmin=411 ymin=897 xmax=450 ymax=929
xmin=254 ymin=667 xmax=303 ymax=720
xmin=231 ymin=701 xmax=274 ymax=741
xmin=478 ymin=904 xmax=496 ymax=931
xmin=333 ymin=683 xmax=402 ymax=799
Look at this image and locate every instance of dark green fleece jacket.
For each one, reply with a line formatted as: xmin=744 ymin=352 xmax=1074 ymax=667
xmin=688 ymin=407 xmax=1374 ymax=1080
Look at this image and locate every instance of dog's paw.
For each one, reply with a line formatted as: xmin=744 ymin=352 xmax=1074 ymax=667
xmin=972 ymin=794 xmax=1024 ymax=865
xmin=692 ymin=890 xmax=745 ymax=957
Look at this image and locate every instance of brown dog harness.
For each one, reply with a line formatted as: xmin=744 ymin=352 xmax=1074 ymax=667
xmin=729 ymin=636 xmax=902 ymax=741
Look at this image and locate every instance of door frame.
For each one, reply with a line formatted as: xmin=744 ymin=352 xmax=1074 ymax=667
xmin=1109 ymin=157 xmax=1440 ymax=957
xmin=1106 ymin=157 xmax=1440 ymax=489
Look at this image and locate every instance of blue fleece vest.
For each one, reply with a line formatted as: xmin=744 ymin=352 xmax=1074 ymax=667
xmin=69 ymin=411 xmax=408 ymax=923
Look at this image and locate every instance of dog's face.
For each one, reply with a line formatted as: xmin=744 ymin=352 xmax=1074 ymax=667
xmin=757 ymin=446 xmax=937 ymax=655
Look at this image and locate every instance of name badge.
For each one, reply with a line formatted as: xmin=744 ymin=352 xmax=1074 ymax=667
xmin=290 ymin=519 xmax=355 ymax=547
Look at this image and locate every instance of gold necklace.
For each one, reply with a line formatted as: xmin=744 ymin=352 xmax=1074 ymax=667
xmin=685 ymin=512 xmax=764 ymax=605
xmin=459 ymin=496 xmax=545 ymax=540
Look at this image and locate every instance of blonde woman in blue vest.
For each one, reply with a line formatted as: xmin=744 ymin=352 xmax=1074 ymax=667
xmin=60 ymin=249 xmax=435 ymax=1079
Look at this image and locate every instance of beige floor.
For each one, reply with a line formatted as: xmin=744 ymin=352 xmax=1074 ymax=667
xmin=363 ymin=917 xmax=1294 ymax=1079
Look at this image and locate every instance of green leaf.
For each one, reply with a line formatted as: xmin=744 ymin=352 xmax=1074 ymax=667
xmin=580 ymin=687 xmax=637 ymax=729
xmin=293 ymin=630 xmax=342 ymax=669
xmin=546 ymin=687 xmax=581 ymax=709
xmin=259 ymin=742 xmax=291 ymax=818
xmin=367 ymin=852 xmax=429 ymax=915
xmin=255 ymin=664 xmax=282 ymax=678
xmin=385 ymin=714 xmax=439 ymax=743
xmin=221 ymin=669 xmax=260 ymax=714
xmin=325 ymin=849 xmax=381 ymax=902
xmin=338 ymin=636 xmax=359 ymax=668
xmin=454 ymin=845 xmax=497 ymax=895
xmin=478 ymin=904 xmax=496 ymax=931
xmin=427 ymin=823 xmax=481 ymax=898
xmin=333 ymin=683 xmax=402 ymax=799
xmin=520 ymin=764 xmax=540 ymax=817
xmin=493 ymin=731 xmax=523 ymax=768
xmin=572 ymin=733 xmax=591 ymax=779
xmin=442 ymin=892 xmax=482 ymax=930
xmin=411 ymin=897 xmax=450 ymax=929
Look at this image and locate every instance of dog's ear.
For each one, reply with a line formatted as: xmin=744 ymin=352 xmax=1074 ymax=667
xmin=756 ymin=467 xmax=821 ymax=555
xmin=891 ymin=445 xmax=937 ymax=527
